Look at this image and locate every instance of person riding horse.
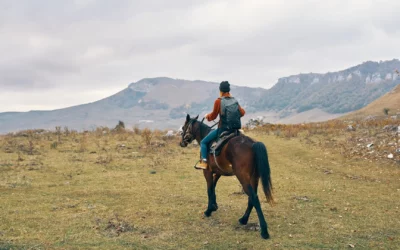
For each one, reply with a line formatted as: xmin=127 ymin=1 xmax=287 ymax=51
xmin=179 ymin=95 xmax=273 ymax=239
xmin=196 ymin=81 xmax=246 ymax=170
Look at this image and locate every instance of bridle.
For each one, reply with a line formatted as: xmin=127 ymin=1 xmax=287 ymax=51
xmin=181 ymin=118 xmax=203 ymax=146
xmin=180 ymin=117 xmax=219 ymax=146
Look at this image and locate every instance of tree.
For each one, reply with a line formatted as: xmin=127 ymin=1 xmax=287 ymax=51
xmin=114 ymin=120 xmax=125 ymax=132
xmin=383 ymin=108 xmax=390 ymax=116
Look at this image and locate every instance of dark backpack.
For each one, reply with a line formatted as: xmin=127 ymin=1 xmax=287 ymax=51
xmin=220 ymin=97 xmax=242 ymax=131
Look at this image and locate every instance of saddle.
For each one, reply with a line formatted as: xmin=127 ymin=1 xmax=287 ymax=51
xmin=209 ymin=130 xmax=240 ymax=156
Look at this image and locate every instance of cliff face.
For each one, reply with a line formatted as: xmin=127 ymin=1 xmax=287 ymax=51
xmin=258 ymin=59 xmax=400 ymax=114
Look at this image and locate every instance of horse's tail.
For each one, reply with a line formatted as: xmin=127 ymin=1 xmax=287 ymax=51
xmin=252 ymin=142 xmax=274 ymax=205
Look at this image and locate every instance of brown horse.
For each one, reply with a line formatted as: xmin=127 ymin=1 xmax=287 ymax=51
xmin=179 ymin=114 xmax=274 ymax=239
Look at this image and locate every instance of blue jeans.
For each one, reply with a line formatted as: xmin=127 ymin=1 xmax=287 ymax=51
xmin=200 ymin=129 xmax=220 ymax=160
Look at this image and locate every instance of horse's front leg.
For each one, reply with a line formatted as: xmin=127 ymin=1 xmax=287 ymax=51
xmin=203 ymin=170 xmax=218 ymax=217
xmin=212 ymin=173 xmax=221 ymax=210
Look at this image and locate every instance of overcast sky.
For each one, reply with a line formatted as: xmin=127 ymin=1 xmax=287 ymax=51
xmin=1 ymin=0 xmax=400 ymax=112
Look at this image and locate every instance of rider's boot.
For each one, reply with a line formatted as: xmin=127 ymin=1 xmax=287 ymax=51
xmin=194 ymin=159 xmax=208 ymax=170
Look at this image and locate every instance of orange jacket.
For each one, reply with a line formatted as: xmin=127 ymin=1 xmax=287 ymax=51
xmin=205 ymin=93 xmax=245 ymax=125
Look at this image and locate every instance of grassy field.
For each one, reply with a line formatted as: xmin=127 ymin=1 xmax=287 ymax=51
xmin=0 ymin=127 xmax=399 ymax=249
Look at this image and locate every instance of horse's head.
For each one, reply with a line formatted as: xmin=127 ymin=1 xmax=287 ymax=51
xmin=179 ymin=114 xmax=199 ymax=147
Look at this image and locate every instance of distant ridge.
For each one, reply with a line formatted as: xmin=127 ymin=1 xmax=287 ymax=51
xmin=257 ymin=59 xmax=400 ymax=114
xmin=1 ymin=59 xmax=400 ymax=133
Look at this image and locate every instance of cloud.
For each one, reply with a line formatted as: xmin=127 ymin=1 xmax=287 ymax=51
xmin=0 ymin=0 xmax=400 ymax=111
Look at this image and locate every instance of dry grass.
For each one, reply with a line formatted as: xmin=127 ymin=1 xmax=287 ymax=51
xmin=0 ymin=126 xmax=399 ymax=249
xmin=253 ymin=118 xmax=400 ymax=164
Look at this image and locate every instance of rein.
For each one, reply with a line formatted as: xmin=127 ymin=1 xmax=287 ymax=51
xmin=210 ymin=120 xmax=219 ymax=129
xmin=199 ymin=118 xmax=219 ymax=139
xmin=199 ymin=117 xmax=205 ymax=139
xmin=182 ymin=117 xmax=219 ymax=144
xmin=181 ymin=116 xmax=232 ymax=175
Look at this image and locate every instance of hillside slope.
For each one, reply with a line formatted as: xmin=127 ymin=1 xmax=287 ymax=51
xmin=345 ymin=84 xmax=400 ymax=118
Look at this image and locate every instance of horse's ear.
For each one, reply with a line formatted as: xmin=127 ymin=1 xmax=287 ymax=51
xmin=194 ymin=115 xmax=199 ymax=120
xmin=186 ymin=114 xmax=190 ymax=121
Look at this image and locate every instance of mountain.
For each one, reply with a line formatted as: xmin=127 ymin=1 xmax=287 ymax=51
xmin=0 ymin=77 xmax=268 ymax=133
xmin=257 ymin=59 xmax=400 ymax=114
xmin=1 ymin=60 xmax=399 ymax=133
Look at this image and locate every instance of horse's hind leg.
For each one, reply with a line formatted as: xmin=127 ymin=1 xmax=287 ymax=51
xmin=239 ymin=176 xmax=258 ymax=225
xmin=203 ymin=170 xmax=218 ymax=217
xmin=239 ymin=196 xmax=252 ymax=225
xmin=248 ymin=184 xmax=269 ymax=239
xmin=238 ymin=175 xmax=269 ymax=239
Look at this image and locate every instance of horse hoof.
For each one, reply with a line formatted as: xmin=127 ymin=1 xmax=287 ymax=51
xmin=212 ymin=204 xmax=218 ymax=211
xmin=204 ymin=210 xmax=212 ymax=217
xmin=238 ymin=217 xmax=248 ymax=225
xmin=261 ymin=231 xmax=270 ymax=239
